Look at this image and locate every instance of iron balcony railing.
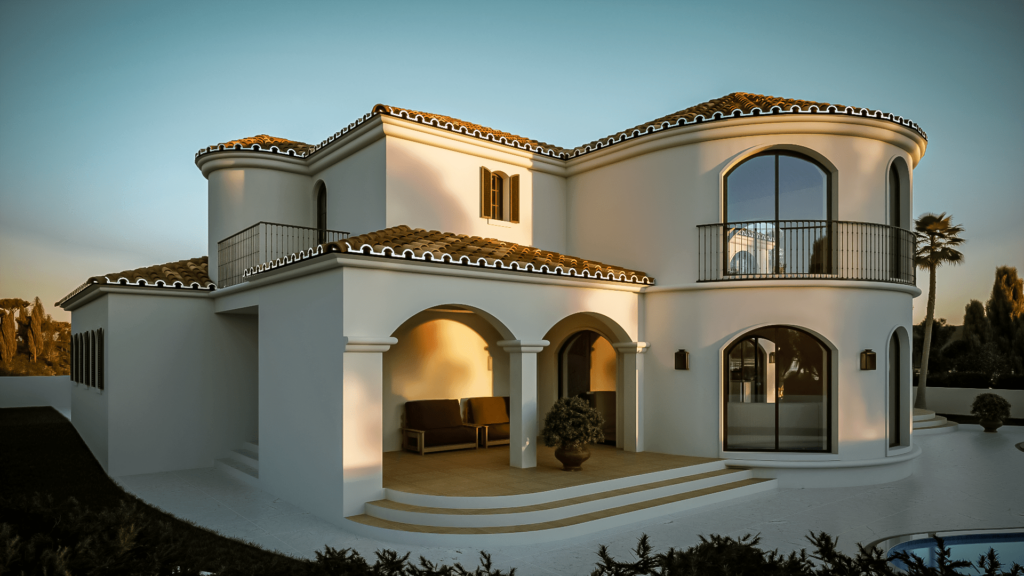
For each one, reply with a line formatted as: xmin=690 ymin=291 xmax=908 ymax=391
xmin=217 ymin=222 xmax=350 ymax=289
xmin=697 ymin=220 xmax=915 ymax=284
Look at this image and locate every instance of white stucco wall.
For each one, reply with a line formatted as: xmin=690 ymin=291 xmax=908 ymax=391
xmin=384 ymin=127 xmax=567 ymax=253
xmin=312 ymin=137 xmax=387 ymax=237
xmin=382 ymin=310 xmax=509 ymax=452
xmin=641 ymin=283 xmax=915 ymax=462
xmin=207 ymin=166 xmax=314 ymax=283
xmin=71 ymin=295 xmax=109 ymax=469
xmin=565 ymin=119 xmax=921 ymax=285
xmin=0 ymin=376 xmax=72 ymax=418
xmin=915 ymin=387 xmax=1024 ymax=419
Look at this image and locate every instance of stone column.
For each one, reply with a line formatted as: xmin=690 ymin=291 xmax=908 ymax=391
xmin=498 ymin=339 xmax=548 ymax=469
xmin=614 ymin=342 xmax=650 ymax=453
xmin=341 ymin=336 xmax=397 ymax=517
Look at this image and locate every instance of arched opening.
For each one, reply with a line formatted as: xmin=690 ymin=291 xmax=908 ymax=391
xmin=556 ymin=330 xmax=617 ymax=445
xmin=889 ymin=331 xmax=901 ymax=448
xmin=316 ymin=182 xmax=327 ymax=244
xmin=724 ymin=326 xmax=831 ymax=452
xmin=723 ymin=151 xmax=832 ymax=277
xmin=886 ymin=158 xmax=911 ymax=281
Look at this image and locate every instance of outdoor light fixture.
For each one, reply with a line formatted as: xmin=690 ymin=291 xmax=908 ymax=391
xmin=861 ymin=349 xmax=877 ymax=370
xmin=675 ymin=350 xmax=689 ymax=370
xmin=768 ymin=352 xmax=775 ymax=363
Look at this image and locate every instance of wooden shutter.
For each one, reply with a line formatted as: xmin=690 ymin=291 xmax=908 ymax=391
xmin=85 ymin=332 xmax=93 ymax=387
xmin=510 ymin=175 xmax=520 ymax=223
xmin=97 ymin=329 xmax=104 ymax=390
xmin=480 ymin=167 xmax=492 ymax=218
xmin=71 ymin=334 xmax=77 ymax=383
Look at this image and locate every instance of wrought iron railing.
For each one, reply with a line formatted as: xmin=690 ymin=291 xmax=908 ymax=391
xmin=697 ymin=220 xmax=915 ymax=284
xmin=217 ymin=222 xmax=349 ymax=288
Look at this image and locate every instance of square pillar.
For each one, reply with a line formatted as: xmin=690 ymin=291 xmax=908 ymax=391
xmin=341 ymin=336 xmax=397 ymax=517
xmin=498 ymin=340 xmax=548 ymax=469
xmin=614 ymin=342 xmax=649 ymax=453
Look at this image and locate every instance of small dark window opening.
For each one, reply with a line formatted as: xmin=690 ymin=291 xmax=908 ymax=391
xmin=316 ymin=184 xmax=328 ymax=244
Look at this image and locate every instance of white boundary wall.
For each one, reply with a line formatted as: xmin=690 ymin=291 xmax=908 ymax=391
xmin=0 ymin=376 xmax=71 ymax=417
xmin=916 ymin=386 xmax=1024 ymax=419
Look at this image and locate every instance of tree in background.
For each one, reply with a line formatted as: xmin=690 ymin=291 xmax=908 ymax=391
xmin=962 ymin=299 xmax=991 ymax=350
xmin=986 ymin=266 xmax=1024 ymax=374
xmin=0 ymin=310 xmax=16 ymax=364
xmin=913 ymin=318 xmax=957 ymax=372
xmin=28 ymin=297 xmax=45 ymax=362
xmin=16 ymin=306 xmax=30 ymax=354
xmin=914 ymin=213 xmax=966 ymax=408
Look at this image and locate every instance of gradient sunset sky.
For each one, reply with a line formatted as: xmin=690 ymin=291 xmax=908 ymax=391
xmin=1 ymin=0 xmax=1021 ymax=323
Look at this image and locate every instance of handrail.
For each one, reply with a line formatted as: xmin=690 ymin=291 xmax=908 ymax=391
xmin=217 ymin=222 xmax=349 ymax=289
xmin=697 ymin=220 xmax=915 ymax=284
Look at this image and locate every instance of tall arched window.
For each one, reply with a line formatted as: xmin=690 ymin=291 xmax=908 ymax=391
xmin=888 ymin=163 xmax=903 ymax=280
xmin=479 ymin=167 xmax=520 ymax=223
xmin=889 ymin=332 xmax=901 ymax=448
xmin=724 ymin=152 xmax=831 ymax=276
xmin=316 ymin=183 xmax=327 ymax=244
xmin=724 ymin=326 xmax=831 ymax=452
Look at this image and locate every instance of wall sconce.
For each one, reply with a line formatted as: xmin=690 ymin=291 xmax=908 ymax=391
xmin=768 ymin=352 xmax=775 ymax=364
xmin=861 ymin=349 xmax=877 ymax=370
xmin=675 ymin=350 xmax=689 ymax=370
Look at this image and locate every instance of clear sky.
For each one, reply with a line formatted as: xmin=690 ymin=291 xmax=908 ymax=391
xmin=1 ymin=0 xmax=1021 ymax=323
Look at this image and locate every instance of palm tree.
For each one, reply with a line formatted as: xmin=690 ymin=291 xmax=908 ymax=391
xmin=915 ymin=213 xmax=965 ymax=408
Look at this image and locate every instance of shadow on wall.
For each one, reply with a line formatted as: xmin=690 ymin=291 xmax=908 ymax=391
xmin=382 ymin=309 xmax=509 ymax=452
xmin=387 ymin=143 xmax=472 ymax=235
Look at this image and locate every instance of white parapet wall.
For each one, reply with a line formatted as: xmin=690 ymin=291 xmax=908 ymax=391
xmin=916 ymin=386 xmax=1024 ymax=419
xmin=0 ymin=376 xmax=72 ymax=418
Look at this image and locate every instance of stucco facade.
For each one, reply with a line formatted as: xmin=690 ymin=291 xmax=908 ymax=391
xmin=59 ymin=92 xmax=929 ymax=537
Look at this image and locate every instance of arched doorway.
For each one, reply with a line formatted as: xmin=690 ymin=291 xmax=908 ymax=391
xmin=557 ymin=330 xmax=616 ymax=445
xmin=724 ymin=326 xmax=831 ymax=452
xmin=889 ymin=331 xmax=901 ymax=448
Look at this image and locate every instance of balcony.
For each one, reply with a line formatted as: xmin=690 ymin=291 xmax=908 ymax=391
xmin=697 ymin=220 xmax=915 ymax=285
xmin=217 ymin=222 xmax=350 ymax=289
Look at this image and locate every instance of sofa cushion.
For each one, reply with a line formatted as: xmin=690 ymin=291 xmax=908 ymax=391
xmin=406 ymin=399 xmax=463 ymax=430
xmin=467 ymin=397 xmax=510 ymax=426
xmin=486 ymin=422 xmax=510 ymax=441
xmin=424 ymin=426 xmax=477 ymax=448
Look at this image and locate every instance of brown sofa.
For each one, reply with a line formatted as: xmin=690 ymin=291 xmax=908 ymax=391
xmin=465 ymin=396 xmax=511 ymax=447
xmin=402 ymin=399 xmax=479 ymax=455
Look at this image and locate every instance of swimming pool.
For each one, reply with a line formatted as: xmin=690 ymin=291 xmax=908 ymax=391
xmin=883 ymin=529 xmax=1024 ymax=571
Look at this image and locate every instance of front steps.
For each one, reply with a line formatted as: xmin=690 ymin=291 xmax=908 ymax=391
xmin=215 ymin=441 xmax=259 ymax=487
xmin=347 ymin=462 xmax=776 ymax=545
xmin=913 ymin=408 xmax=958 ymax=436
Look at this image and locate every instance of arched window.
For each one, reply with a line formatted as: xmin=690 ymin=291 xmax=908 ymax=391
xmin=724 ymin=152 xmax=831 ymax=276
xmin=480 ymin=167 xmax=520 ymax=223
xmin=724 ymin=326 xmax=831 ymax=452
xmin=888 ymin=163 xmax=904 ymax=280
xmin=889 ymin=332 xmax=901 ymax=448
xmin=316 ymin=183 xmax=328 ymax=244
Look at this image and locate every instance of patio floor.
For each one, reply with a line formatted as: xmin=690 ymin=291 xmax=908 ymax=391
xmin=115 ymin=424 xmax=1024 ymax=575
xmin=383 ymin=444 xmax=717 ymax=496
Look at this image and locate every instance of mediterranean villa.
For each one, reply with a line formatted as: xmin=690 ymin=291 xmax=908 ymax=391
xmin=56 ymin=92 xmax=937 ymax=545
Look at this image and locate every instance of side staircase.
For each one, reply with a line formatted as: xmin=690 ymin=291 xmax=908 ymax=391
xmin=912 ymin=408 xmax=958 ymax=436
xmin=347 ymin=461 xmax=776 ymax=546
xmin=215 ymin=441 xmax=259 ymax=487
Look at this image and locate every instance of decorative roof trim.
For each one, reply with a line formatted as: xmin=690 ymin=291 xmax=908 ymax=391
xmin=56 ymin=278 xmax=215 ymax=308
xmin=195 ymin=94 xmax=927 ymax=165
xmin=241 ymin=242 xmax=654 ymax=286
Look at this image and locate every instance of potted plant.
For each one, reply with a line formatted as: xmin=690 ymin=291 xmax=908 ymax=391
xmin=541 ymin=397 xmax=605 ymax=471
xmin=971 ymin=392 xmax=1011 ymax=433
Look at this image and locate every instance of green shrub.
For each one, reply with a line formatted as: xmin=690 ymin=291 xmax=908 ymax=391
xmin=540 ymin=396 xmax=605 ymax=449
xmin=971 ymin=392 xmax=1012 ymax=421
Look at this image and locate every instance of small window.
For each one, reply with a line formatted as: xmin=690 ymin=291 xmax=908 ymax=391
xmin=316 ymin=183 xmax=328 ymax=244
xmin=480 ymin=167 xmax=519 ymax=223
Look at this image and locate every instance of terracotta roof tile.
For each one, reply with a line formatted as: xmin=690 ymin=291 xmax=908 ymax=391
xmin=247 ymin=225 xmax=653 ymax=285
xmin=196 ymin=92 xmax=925 ymax=163
xmin=57 ymin=257 xmax=214 ymax=307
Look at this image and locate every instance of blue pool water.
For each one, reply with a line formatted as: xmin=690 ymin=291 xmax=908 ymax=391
xmin=888 ymin=532 xmax=1024 ymax=571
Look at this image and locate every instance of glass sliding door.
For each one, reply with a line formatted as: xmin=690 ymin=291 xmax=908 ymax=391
xmin=724 ymin=326 xmax=831 ymax=452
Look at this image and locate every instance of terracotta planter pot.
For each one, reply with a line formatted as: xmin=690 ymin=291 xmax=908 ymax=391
xmin=555 ymin=444 xmax=591 ymax=471
xmin=980 ymin=419 xmax=1003 ymax=433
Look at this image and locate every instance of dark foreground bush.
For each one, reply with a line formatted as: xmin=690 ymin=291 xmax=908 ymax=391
xmin=591 ymin=533 xmax=1023 ymax=576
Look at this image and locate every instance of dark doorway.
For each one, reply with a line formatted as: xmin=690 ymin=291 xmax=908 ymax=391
xmin=557 ymin=330 xmax=616 ymax=444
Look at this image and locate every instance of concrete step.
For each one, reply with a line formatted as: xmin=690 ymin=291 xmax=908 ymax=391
xmin=229 ymin=447 xmax=259 ymax=469
xmin=241 ymin=441 xmax=259 ymax=455
xmin=365 ymin=468 xmax=755 ymax=528
xmin=913 ymin=415 xmax=949 ymax=429
xmin=348 ymin=477 xmax=776 ymax=545
xmin=215 ymin=457 xmax=259 ymax=487
xmin=913 ymin=408 xmax=936 ymax=422
xmin=913 ymin=421 xmax=959 ymax=436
